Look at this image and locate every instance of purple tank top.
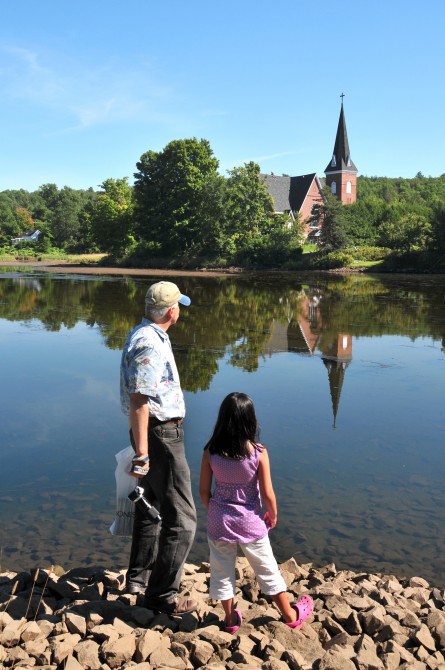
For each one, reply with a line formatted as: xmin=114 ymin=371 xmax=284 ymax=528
xmin=207 ymin=444 xmax=269 ymax=543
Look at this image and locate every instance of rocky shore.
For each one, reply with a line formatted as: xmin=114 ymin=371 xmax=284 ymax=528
xmin=1 ymin=558 xmax=445 ymax=670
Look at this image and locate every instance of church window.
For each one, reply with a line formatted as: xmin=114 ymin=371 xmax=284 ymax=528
xmin=331 ymin=155 xmax=336 ymax=167
xmin=331 ymin=181 xmax=337 ymax=194
xmin=346 ymin=181 xmax=352 ymax=194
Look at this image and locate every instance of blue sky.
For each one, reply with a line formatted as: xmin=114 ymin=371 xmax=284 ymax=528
xmin=1 ymin=0 xmax=444 ymax=192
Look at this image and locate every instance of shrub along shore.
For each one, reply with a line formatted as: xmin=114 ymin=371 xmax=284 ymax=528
xmin=1 ymin=558 xmax=445 ymax=669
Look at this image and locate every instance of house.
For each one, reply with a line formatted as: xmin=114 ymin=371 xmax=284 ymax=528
xmin=262 ymin=98 xmax=357 ymax=240
xmin=260 ymin=173 xmax=324 ymax=240
xmin=11 ymin=230 xmax=41 ymax=246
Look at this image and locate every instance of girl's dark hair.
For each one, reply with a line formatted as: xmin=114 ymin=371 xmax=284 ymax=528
xmin=205 ymin=392 xmax=259 ymax=459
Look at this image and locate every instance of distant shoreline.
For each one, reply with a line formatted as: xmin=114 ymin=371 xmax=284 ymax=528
xmin=0 ymin=259 xmax=241 ymax=278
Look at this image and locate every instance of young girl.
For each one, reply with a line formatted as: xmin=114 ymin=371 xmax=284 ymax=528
xmin=199 ymin=392 xmax=313 ymax=633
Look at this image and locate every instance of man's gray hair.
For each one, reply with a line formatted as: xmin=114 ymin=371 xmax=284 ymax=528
xmin=145 ymin=302 xmax=178 ymax=320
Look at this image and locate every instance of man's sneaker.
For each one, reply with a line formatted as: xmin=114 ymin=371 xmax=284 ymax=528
xmin=148 ymin=595 xmax=198 ymax=615
xmin=126 ymin=583 xmax=146 ymax=595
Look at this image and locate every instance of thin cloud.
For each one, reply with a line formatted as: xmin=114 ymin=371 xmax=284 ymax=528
xmin=250 ymin=150 xmax=304 ymax=163
xmin=0 ymin=45 xmax=176 ymax=133
xmin=220 ymin=150 xmax=303 ymax=173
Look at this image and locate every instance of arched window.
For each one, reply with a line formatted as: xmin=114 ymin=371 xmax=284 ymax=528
xmin=346 ymin=181 xmax=352 ymax=194
xmin=331 ymin=181 xmax=337 ymax=194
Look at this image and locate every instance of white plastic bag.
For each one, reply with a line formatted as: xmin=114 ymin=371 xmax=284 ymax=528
xmin=109 ymin=446 xmax=136 ymax=536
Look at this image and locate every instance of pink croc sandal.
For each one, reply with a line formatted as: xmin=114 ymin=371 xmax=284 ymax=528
xmin=225 ymin=608 xmax=242 ymax=634
xmin=286 ymin=594 xmax=314 ymax=629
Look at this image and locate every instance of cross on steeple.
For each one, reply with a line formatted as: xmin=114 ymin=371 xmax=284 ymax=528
xmin=340 ymin=92 xmax=345 ymax=102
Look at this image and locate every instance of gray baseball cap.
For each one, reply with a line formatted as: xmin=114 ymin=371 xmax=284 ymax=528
xmin=145 ymin=281 xmax=191 ymax=309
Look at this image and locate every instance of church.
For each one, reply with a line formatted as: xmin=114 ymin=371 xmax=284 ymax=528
xmin=261 ymin=98 xmax=358 ymax=241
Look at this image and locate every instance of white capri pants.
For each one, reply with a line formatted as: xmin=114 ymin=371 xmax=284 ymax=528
xmin=208 ymin=534 xmax=287 ymax=601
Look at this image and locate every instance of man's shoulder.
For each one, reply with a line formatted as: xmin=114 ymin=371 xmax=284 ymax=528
xmin=125 ymin=321 xmax=152 ymax=345
xmin=126 ymin=320 xmax=167 ymax=351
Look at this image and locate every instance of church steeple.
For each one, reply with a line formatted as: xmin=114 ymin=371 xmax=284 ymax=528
xmin=324 ymin=95 xmax=358 ymax=204
xmin=321 ymin=333 xmax=353 ymax=428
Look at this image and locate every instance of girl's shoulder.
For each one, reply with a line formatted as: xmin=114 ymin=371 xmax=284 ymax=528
xmin=252 ymin=442 xmax=265 ymax=453
xmin=251 ymin=443 xmax=268 ymax=463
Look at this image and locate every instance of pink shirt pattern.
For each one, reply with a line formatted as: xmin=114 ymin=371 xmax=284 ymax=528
xmin=207 ymin=444 xmax=268 ymax=543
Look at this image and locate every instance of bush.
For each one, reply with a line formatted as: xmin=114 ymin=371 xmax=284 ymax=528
xmin=312 ymin=250 xmax=355 ymax=269
xmin=345 ymin=246 xmax=391 ymax=261
xmin=234 ymin=232 xmax=303 ymax=268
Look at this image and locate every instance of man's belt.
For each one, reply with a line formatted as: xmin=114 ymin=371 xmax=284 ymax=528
xmin=149 ymin=417 xmax=184 ymax=428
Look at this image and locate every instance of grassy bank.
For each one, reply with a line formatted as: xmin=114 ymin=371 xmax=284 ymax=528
xmin=0 ymin=251 xmax=106 ymax=264
xmin=1 ymin=247 xmax=443 ymax=273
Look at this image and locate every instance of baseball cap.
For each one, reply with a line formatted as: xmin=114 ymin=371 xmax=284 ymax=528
xmin=145 ymin=281 xmax=191 ymax=309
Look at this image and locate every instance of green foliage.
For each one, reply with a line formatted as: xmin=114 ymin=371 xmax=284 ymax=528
xmin=313 ymin=250 xmax=355 ymax=269
xmin=133 ymin=138 xmax=220 ymax=255
xmin=224 ymin=162 xmax=274 ymax=238
xmin=358 ymin=174 xmax=445 ymax=205
xmin=315 ymin=190 xmax=349 ymax=251
xmin=378 ymin=213 xmax=432 ymax=252
xmin=430 ymin=200 xmax=445 ymax=252
xmin=2 ymin=144 xmax=445 ymax=269
xmin=90 ymin=177 xmax=134 ymax=257
xmin=346 ymin=246 xmax=391 ymax=261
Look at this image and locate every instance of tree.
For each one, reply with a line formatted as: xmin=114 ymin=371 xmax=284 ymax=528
xmin=15 ymin=207 xmax=34 ymax=231
xmin=133 ymin=138 xmax=219 ymax=255
xmin=90 ymin=178 xmax=134 ymax=256
xmin=37 ymin=184 xmax=98 ymax=250
xmin=214 ymin=163 xmax=304 ymax=265
xmin=378 ymin=213 xmax=432 ymax=252
xmin=315 ymin=190 xmax=349 ymax=250
xmin=0 ymin=198 xmax=20 ymax=245
xmin=224 ymin=162 xmax=275 ymax=239
xmin=430 ymin=201 xmax=445 ymax=252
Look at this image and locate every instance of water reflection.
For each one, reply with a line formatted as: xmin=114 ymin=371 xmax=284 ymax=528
xmin=0 ymin=269 xmax=444 ymax=584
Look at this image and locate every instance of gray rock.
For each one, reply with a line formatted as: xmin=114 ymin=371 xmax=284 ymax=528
xmin=360 ymin=605 xmax=386 ymax=635
xmin=74 ymin=639 xmax=102 ymax=670
xmin=1 ymin=617 xmax=26 ymax=647
xmin=150 ymin=645 xmax=187 ymax=668
xmin=134 ymin=629 xmax=165 ymax=663
xmin=318 ymin=648 xmax=357 ymax=669
xmin=100 ymin=634 xmax=136 ymax=669
xmin=64 ymin=655 xmax=85 ymax=670
xmin=380 ymin=651 xmax=401 ymax=670
xmin=23 ymin=637 xmax=52 ymax=665
xmin=413 ymin=623 xmax=437 ymax=653
xmin=0 ymin=611 xmax=13 ymax=631
xmin=2 ymin=558 xmax=445 ymax=670
xmin=65 ymin=611 xmax=87 ymax=636
xmin=262 ymin=638 xmax=286 ymax=660
xmin=5 ymin=645 xmax=33 ymax=666
xmin=50 ymin=632 xmax=81 ymax=665
xmin=20 ymin=620 xmax=43 ymax=642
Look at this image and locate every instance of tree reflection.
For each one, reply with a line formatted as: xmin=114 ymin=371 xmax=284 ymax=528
xmin=1 ymin=272 xmax=444 ymax=396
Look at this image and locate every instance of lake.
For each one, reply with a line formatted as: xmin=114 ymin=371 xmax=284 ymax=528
xmin=0 ymin=268 xmax=444 ymax=586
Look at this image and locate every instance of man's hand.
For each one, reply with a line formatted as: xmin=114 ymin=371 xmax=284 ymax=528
xmin=130 ymin=455 xmax=150 ymax=478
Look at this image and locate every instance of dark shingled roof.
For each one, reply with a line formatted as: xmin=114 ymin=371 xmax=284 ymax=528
xmin=324 ymin=103 xmax=357 ymax=174
xmin=260 ymin=173 xmax=317 ymax=213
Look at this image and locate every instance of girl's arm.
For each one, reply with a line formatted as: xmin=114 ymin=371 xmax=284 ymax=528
xmin=199 ymin=449 xmax=213 ymax=508
xmin=258 ymin=447 xmax=278 ymax=528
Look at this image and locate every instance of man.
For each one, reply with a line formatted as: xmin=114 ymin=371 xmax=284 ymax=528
xmin=120 ymin=280 xmax=197 ymax=615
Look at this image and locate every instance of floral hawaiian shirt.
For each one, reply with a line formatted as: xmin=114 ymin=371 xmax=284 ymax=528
xmin=120 ymin=318 xmax=185 ymax=421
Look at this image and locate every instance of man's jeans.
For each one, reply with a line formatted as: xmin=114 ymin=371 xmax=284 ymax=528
xmin=127 ymin=424 xmax=197 ymax=605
